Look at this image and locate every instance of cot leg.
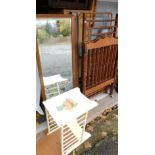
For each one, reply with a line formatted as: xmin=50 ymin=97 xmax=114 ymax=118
xmin=110 ymin=83 xmax=115 ymax=97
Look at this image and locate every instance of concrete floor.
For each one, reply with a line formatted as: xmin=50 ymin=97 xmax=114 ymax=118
xmin=73 ymin=92 xmax=118 ymax=155
xmin=76 ymin=108 xmax=118 ymax=155
xmin=87 ymin=91 xmax=118 ymax=123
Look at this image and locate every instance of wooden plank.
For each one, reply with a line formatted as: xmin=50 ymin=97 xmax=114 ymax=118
xmin=84 ymin=79 xmax=114 ymax=96
xmin=86 ymin=37 xmax=118 ymax=50
xmin=113 ymin=14 xmax=118 ymax=38
xmin=94 ymin=48 xmax=98 ymax=85
xmin=92 ymin=48 xmax=96 ymax=87
xmin=36 ymin=129 xmax=61 ymax=155
xmin=71 ymin=15 xmax=79 ymax=88
xmin=96 ymin=48 xmax=100 ymax=85
xmin=107 ymin=45 xmax=112 ymax=79
xmin=105 ymin=46 xmax=110 ymax=81
xmin=82 ymin=45 xmax=87 ymax=93
xmin=87 ymin=25 xmax=116 ymax=30
xmin=92 ymin=48 xmax=96 ymax=85
xmin=36 ymin=39 xmax=46 ymax=101
xmin=98 ymin=48 xmax=102 ymax=83
xmin=112 ymin=45 xmax=117 ymax=77
xmin=104 ymin=46 xmax=109 ymax=81
xmin=85 ymin=19 xmax=115 ymax=22
xmin=87 ymin=49 xmax=92 ymax=87
xmin=88 ymin=0 xmax=97 ymax=12
xmin=109 ymin=45 xmax=114 ymax=78
xmin=37 ymin=14 xmax=74 ymax=18
xmin=101 ymin=47 xmax=106 ymax=82
xmin=112 ymin=45 xmax=118 ymax=77
xmin=85 ymin=12 xmax=112 ymax=15
xmin=86 ymin=32 xmax=116 ymax=37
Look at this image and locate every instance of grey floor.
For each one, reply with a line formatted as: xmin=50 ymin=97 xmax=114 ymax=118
xmin=87 ymin=91 xmax=118 ymax=123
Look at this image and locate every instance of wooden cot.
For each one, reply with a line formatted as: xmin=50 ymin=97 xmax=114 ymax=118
xmin=82 ymin=36 xmax=118 ymax=97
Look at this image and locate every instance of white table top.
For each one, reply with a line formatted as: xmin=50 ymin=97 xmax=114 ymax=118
xmin=43 ymin=74 xmax=67 ymax=86
xmin=43 ymin=87 xmax=98 ymax=126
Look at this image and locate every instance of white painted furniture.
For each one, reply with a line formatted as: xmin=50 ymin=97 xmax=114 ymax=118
xmin=43 ymin=74 xmax=68 ymax=99
xmin=43 ymin=87 xmax=98 ymax=155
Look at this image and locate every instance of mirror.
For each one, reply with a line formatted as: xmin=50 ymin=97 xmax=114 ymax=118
xmin=36 ymin=14 xmax=78 ymax=127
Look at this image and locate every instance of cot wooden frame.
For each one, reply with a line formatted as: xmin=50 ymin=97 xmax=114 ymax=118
xmin=36 ymin=14 xmax=78 ymax=101
xmin=82 ymin=12 xmax=117 ymax=42
xmin=82 ymin=36 xmax=118 ymax=97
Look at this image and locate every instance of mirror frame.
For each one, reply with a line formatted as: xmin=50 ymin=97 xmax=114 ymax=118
xmin=36 ymin=14 xmax=78 ymax=101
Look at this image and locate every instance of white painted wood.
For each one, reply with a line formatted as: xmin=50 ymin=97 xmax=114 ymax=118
xmin=43 ymin=74 xmax=68 ymax=86
xmin=43 ymin=87 xmax=98 ymax=155
xmin=43 ymin=75 xmax=68 ymax=99
xmin=43 ymin=87 xmax=98 ymax=126
xmin=63 ymin=132 xmax=91 ymax=155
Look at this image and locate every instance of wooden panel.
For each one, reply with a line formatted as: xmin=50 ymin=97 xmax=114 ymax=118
xmin=87 ymin=49 xmax=92 ymax=87
xmin=36 ymin=39 xmax=46 ymax=101
xmin=86 ymin=37 xmax=118 ymax=50
xmin=36 ymin=129 xmax=61 ymax=155
xmin=84 ymin=79 xmax=114 ymax=96
xmin=82 ymin=36 xmax=118 ymax=97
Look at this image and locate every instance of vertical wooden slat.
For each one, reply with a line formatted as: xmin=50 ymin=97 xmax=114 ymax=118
xmin=91 ymin=48 xmax=96 ymax=86
xmin=107 ymin=45 xmax=113 ymax=79
xmin=90 ymin=49 xmax=93 ymax=88
xmin=87 ymin=49 xmax=91 ymax=87
xmin=108 ymin=45 xmax=113 ymax=79
xmin=98 ymin=47 xmax=103 ymax=83
xmin=101 ymin=46 xmax=106 ymax=82
xmin=107 ymin=46 xmax=111 ymax=80
xmin=89 ymin=50 xmax=93 ymax=88
xmin=113 ymin=14 xmax=118 ymax=38
xmin=106 ymin=46 xmax=110 ymax=80
xmin=112 ymin=45 xmax=118 ymax=77
xmin=104 ymin=46 xmax=108 ymax=81
xmin=101 ymin=47 xmax=105 ymax=82
xmin=104 ymin=46 xmax=109 ymax=81
xmin=97 ymin=48 xmax=101 ymax=84
xmin=109 ymin=45 xmax=114 ymax=78
xmin=110 ymin=46 xmax=118 ymax=95
xmin=82 ymin=13 xmax=85 ymax=42
xmin=109 ymin=13 xmax=112 ymax=34
xmin=94 ymin=48 xmax=98 ymax=85
xmin=110 ymin=45 xmax=116 ymax=78
xmin=112 ymin=45 xmax=117 ymax=77
xmin=82 ymin=44 xmax=87 ymax=94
